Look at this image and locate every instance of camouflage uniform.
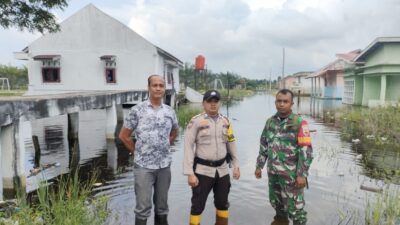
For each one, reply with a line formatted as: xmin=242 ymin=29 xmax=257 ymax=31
xmin=256 ymin=113 xmax=313 ymax=224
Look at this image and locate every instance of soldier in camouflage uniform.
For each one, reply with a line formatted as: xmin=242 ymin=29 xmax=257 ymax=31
xmin=255 ymin=89 xmax=313 ymax=225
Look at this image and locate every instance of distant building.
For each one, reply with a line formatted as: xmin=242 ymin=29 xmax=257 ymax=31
xmin=279 ymin=75 xmax=295 ymax=90
xmin=343 ymin=37 xmax=400 ymax=106
xmin=308 ymin=50 xmax=360 ymax=99
xmin=291 ymin=72 xmax=312 ymax=95
xmin=280 ymin=72 xmax=312 ymax=95
xmin=14 ymin=4 xmax=182 ymax=105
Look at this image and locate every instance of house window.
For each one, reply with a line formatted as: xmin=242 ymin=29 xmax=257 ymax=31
xmin=165 ymin=66 xmax=173 ymax=84
xmin=106 ymin=68 xmax=116 ymax=83
xmin=42 ymin=68 xmax=60 ymax=82
xmin=100 ymin=55 xmax=116 ymax=84
xmin=33 ymin=55 xmax=61 ymax=83
xmin=343 ymin=80 xmax=355 ymax=104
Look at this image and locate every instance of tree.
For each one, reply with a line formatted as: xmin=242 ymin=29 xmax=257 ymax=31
xmin=0 ymin=64 xmax=28 ymax=89
xmin=0 ymin=0 xmax=68 ymax=33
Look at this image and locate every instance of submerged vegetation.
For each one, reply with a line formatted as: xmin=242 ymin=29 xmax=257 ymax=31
xmin=364 ymin=188 xmax=400 ymax=225
xmin=0 ymin=169 xmax=108 ymax=225
xmin=331 ymin=106 xmax=400 ymax=224
xmin=339 ymin=105 xmax=400 ymax=148
xmin=338 ymin=106 xmax=400 ymax=182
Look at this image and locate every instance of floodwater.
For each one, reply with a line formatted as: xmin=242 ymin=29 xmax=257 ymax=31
xmin=21 ymin=94 xmax=399 ymax=225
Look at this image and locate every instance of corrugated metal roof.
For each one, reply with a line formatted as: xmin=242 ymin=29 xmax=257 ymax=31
xmin=33 ymin=55 xmax=61 ymax=60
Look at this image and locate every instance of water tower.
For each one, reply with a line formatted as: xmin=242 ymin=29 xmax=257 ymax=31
xmin=194 ymin=55 xmax=205 ymax=89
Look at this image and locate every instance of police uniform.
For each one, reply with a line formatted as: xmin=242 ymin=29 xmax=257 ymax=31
xmin=256 ymin=112 xmax=313 ymax=225
xmin=184 ymin=111 xmax=239 ymax=225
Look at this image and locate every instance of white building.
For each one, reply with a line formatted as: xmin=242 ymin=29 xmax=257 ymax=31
xmin=14 ymin=4 xmax=182 ymax=105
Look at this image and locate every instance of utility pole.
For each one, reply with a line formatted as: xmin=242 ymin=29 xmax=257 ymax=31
xmin=269 ymin=68 xmax=272 ymax=93
xmin=227 ymin=72 xmax=230 ymax=97
xmin=282 ymin=47 xmax=285 ymax=88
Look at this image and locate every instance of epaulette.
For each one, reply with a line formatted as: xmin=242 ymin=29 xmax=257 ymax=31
xmin=191 ymin=112 xmax=205 ymax=120
xmin=187 ymin=113 xmax=205 ymax=129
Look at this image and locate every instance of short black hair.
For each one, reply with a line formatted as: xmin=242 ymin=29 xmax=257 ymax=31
xmin=147 ymin=74 xmax=164 ymax=86
xmin=276 ymin=89 xmax=294 ymax=101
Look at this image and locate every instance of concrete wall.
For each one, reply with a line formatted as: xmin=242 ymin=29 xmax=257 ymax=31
xmin=362 ymin=76 xmax=381 ymax=106
xmin=365 ymin=43 xmax=400 ymax=67
xmin=354 ymin=76 xmax=364 ymax=105
xmin=386 ymin=75 xmax=400 ymax=102
xmin=295 ymin=76 xmax=312 ymax=94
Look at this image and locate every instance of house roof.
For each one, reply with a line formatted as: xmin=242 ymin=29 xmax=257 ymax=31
xmin=281 ymin=75 xmax=294 ymax=81
xmin=292 ymin=71 xmax=312 ymax=78
xmin=336 ymin=49 xmax=361 ymax=62
xmin=353 ymin=37 xmax=400 ymax=63
xmin=33 ymin=55 xmax=61 ymax=60
xmin=156 ymin=47 xmax=183 ymax=67
xmin=19 ymin=4 xmax=182 ymax=65
xmin=307 ymin=59 xmax=345 ymax=78
xmin=307 ymin=49 xmax=361 ymax=78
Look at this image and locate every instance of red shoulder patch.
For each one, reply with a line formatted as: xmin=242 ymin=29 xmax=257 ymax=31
xmin=297 ymin=120 xmax=312 ymax=146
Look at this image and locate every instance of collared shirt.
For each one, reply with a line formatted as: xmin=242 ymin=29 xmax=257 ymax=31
xmin=123 ymin=100 xmax=178 ymax=169
xmin=183 ymin=113 xmax=239 ymax=178
xmin=256 ymin=112 xmax=313 ymax=180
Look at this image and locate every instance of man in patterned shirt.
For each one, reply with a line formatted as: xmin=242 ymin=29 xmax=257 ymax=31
xmin=119 ymin=75 xmax=179 ymax=225
xmin=255 ymin=89 xmax=313 ymax=225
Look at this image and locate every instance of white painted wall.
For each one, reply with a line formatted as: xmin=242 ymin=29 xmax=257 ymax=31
xmin=23 ymin=4 xmax=181 ymax=95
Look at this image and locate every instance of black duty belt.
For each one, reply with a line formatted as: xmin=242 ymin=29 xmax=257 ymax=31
xmin=194 ymin=156 xmax=226 ymax=167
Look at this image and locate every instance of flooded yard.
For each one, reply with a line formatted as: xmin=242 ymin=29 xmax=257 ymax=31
xmin=21 ymin=94 xmax=400 ymax=225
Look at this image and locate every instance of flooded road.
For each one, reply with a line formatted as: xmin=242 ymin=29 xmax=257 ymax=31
xmin=22 ymin=94 xmax=399 ymax=225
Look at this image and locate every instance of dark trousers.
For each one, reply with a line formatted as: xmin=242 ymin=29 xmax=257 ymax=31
xmin=190 ymin=172 xmax=231 ymax=215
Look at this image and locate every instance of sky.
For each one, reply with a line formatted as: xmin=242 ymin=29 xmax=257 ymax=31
xmin=1 ymin=0 xmax=400 ymax=79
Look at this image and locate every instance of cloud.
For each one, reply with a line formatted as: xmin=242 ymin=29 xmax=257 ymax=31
xmin=0 ymin=27 xmax=40 ymax=66
xmin=121 ymin=0 xmax=400 ymax=78
xmin=1 ymin=0 xmax=400 ymax=79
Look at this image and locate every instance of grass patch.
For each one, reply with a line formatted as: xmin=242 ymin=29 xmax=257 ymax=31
xmin=365 ymin=188 xmax=400 ymax=225
xmin=339 ymin=106 xmax=400 ymax=148
xmin=0 ymin=169 xmax=108 ymax=225
xmin=176 ymin=105 xmax=203 ymax=128
xmin=219 ymin=89 xmax=254 ymax=98
xmin=0 ymin=89 xmax=26 ymax=96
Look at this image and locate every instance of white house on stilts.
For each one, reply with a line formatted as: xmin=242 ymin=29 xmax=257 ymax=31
xmin=14 ymin=4 xmax=182 ymax=106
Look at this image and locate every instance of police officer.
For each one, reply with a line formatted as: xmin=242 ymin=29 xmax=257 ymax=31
xmin=184 ymin=90 xmax=240 ymax=225
xmin=255 ymin=89 xmax=313 ymax=225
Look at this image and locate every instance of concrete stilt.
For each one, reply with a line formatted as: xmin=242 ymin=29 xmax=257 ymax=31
xmin=106 ymin=101 xmax=118 ymax=140
xmin=116 ymin=103 xmax=124 ymax=123
xmin=68 ymin=113 xmax=80 ymax=170
xmin=107 ymin=140 xmax=118 ymax=174
xmin=0 ymin=120 xmax=26 ymax=199
xmin=380 ymin=75 xmax=386 ymax=105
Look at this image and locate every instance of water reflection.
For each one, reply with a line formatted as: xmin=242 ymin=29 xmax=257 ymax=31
xmin=20 ymin=94 xmax=399 ymax=225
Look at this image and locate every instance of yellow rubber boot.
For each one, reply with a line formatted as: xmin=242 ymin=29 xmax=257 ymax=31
xmin=215 ymin=210 xmax=229 ymax=225
xmin=190 ymin=214 xmax=201 ymax=225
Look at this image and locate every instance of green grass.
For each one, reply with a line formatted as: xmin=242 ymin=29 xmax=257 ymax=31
xmin=0 ymin=89 xmax=26 ymax=96
xmin=219 ymin=89 xmax=254 ymax=98
xmin=365 ymin=188 xmax=400 ymax=225
xmin=176 ymin=105 xmax=203 ymax=128
xmin=0 ymin=169 xmax=108 ymax=225
xmin=339 ymin=106 xmax=400 ymax=148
